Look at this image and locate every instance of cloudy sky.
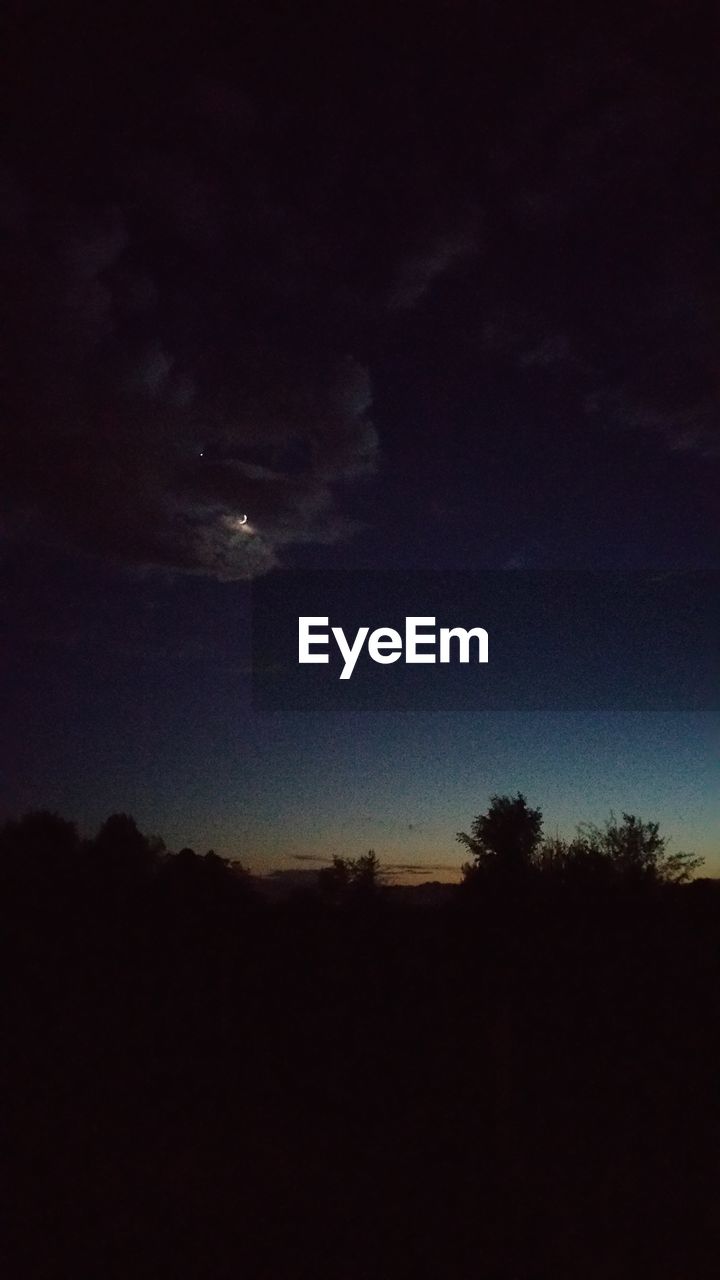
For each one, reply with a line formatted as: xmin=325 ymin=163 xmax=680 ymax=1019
xmin=2 ymin=1 xmax=718 ymax=872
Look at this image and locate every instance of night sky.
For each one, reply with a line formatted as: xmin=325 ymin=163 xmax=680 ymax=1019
xmin=2 ymin=1 xmax=718 ymax=874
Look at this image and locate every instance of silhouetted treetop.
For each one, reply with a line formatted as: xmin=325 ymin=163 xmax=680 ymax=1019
xmin=457 ymin=798 xmax=704 ymax=890
xmin=457 ymin=793 xmax=543 ymax=878
xmin=318 ymin=850 xmax=383 ymax=901
xmin=573 ymin=813 xmax=704 ymax=885
xmin=0 ymin=810 xmax=80 ymax=862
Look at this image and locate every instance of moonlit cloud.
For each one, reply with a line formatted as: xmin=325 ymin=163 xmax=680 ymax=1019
xmin=3 ymin=9 xmax=719 ymax=592
xmin=0 ymin=160 xmax=378 ymax=580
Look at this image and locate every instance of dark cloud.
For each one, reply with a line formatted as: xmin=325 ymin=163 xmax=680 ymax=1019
xmin=387 ymin=225 xmax=480 ymax=311
xmin=3 ymin=2 xmax=718 ymax=588
xmin=462 ymin=23 xmax=720 ymax=460
xmin=0 ymin=94 xmax=378 ymax=580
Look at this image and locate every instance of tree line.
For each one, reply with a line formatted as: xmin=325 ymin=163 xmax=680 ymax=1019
xmin=456 ymin=792 xmax=703 ymax=888
xmin=3 ymin=795 xmax=717 ymax=1279
xmin=0 ymin=793 xmax=707 ymax=912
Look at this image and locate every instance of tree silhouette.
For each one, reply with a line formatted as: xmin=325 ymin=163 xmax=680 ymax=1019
xmin=1 ymin=797 xmax=716 ymax=1277
xmin=531 ymin=812 xmax=705 ymax=889
xmin=0 ymin=810 xmax=80 ymax=864
xmin=318 ymin=850 xmax=382 ymax=900
xmin=353 ymin=849 xmax=381 ymax=893
xmin=0 ymin=810 xmax=82 ymax=907
xmin=91 ymin=812 xmax=157 ymax=885
xmin=574 ymin=812 xmax=704 ymax=885
xmin=457 ymin=793 xmax=543 ymax=879
xmin=318 ymin=854 xmax=352 ymax=900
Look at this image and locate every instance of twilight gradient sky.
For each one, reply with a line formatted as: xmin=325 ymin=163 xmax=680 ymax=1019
xmin=1 ymin=1 xmax=718 ymax=876
xmin=2 ymin=549 xmax=718 ymax=876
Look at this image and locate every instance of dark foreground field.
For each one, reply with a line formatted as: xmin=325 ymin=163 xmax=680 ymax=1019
xmin=3 ymin=824 xmax=719 ymax=1278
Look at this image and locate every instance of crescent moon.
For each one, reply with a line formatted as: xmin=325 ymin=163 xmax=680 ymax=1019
xmin=238 ymin=514 xmax=248 ymax=525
